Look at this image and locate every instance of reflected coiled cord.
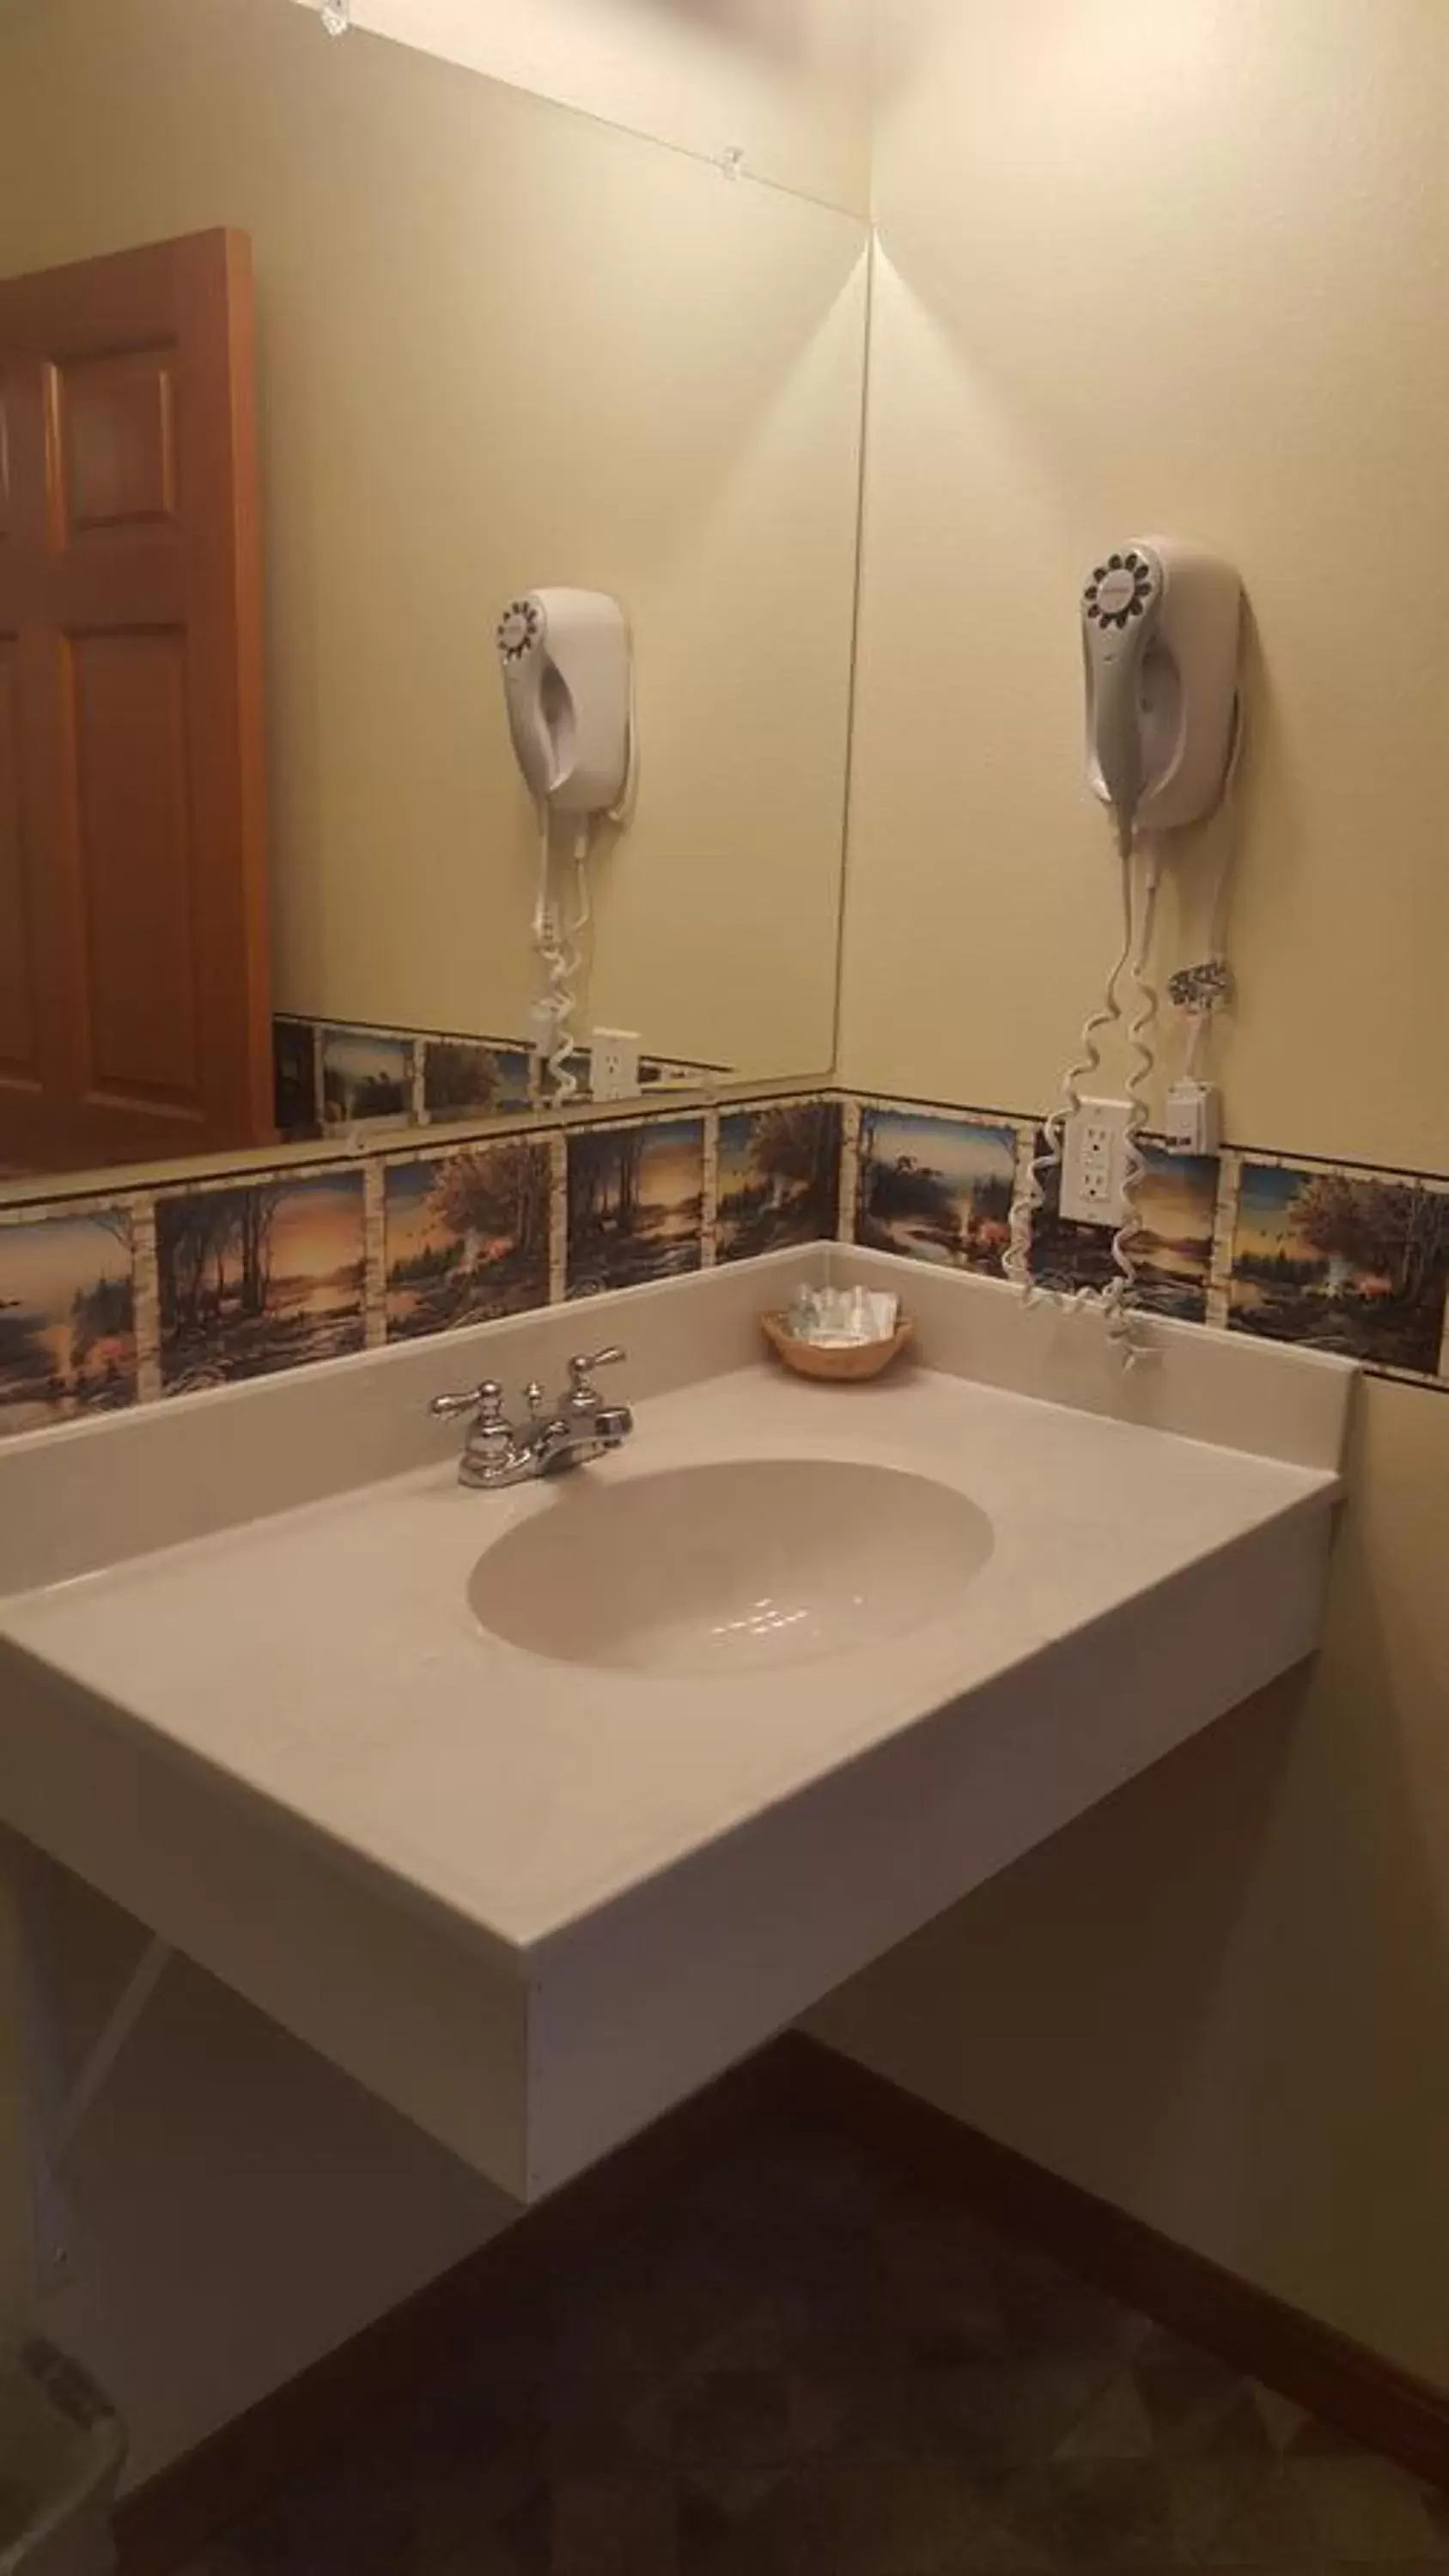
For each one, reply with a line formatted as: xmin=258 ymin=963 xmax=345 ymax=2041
xmin=533 ymin=813 xmax=594 ymax=1102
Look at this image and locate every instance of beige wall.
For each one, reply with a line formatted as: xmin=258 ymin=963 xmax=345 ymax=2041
xmin=0 ymin=1859 xmax=508 ymax=2487
xmin=812 ymin=1377 xmax=1449 ymax=2388
xmin=826 ymin=0 xmax=1449 ymax=2391
xmin=286 ymin=0 xmax=873 ymax=214
xmin=0 ymin=0 xmax=867 ymax=1076
xmin=843 ymin=0 xmax=1449 ymax=1176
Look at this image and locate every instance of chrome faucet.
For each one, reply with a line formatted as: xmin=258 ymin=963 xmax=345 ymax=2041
xmin=430 ymin=1346 xmax=634 ymax=1491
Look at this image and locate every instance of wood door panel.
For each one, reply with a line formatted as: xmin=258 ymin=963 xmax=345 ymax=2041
xmin=0 ymin=636 xmax=40 ymax=1084
xmin=0 ymin=358 xmax=58 ymax=546
xmin=71 ymin=628 xmax=199 ymax=1103
xmin=1 ymin=550 xmax=184 ymax=630
xmin=62 ymin=346 xmax=179 ymax=536
xmin=0 ymin=379 xmax=11 ymax=544
xmin=0 ymin=230 xmax=270 ymax=1170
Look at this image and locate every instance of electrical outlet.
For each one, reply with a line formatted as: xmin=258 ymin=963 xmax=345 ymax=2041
xmin=1059 ymin=1096 xmax=1134 ymax=1227
xmin=1164 ymin=1078 xmax=1222 ymax=1157
xmin=590 ymin=1027 xmax=641 ymax=1101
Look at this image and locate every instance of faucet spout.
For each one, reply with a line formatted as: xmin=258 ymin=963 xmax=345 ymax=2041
xmin=534 ymin=1403 xmax=633 ymax=1476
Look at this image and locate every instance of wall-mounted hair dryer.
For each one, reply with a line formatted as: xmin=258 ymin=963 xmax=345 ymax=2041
xmin=496 ymin=587 xmax=635 ymax=1108
xmin=1005 ymin=535 xmax=1247 ymax=1360
xmin=1082 ymin=537 xmax=1242 ymax=856
xmin=496 ymin=586 xmax=632 ymax=817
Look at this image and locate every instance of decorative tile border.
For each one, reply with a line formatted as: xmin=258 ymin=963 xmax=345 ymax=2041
xmin=547 ymin=1129 xmax=569 ymax=1309
xmin=1205 ymin=1150 xmax=1240 ymax=1334
xmin=1029 ymin=1132 xmax=1220 ymax=1324
xmin=271 ymin=1018 xmax=320 ymax=1137
xmin=131 ymin=1198 xmax=163 ymax=1406
xmin=421 ymin=1035 xmax=534 ymax=1127
xmin=0 ymin=1084 xmax=1442 ymax=1443
xmin=1225 ymin=1151 xmax=1449 ymax=1387
xmin=853 ymin=1102 xmax=1021 ymax=1279
xmin=362 ymin=1161 xmax=387 ymax=1351
xmin=0 ymin=1092 xmax=829 ymax=1438
xmin=0 ymin=1198 xmax=138 ymax=1435
xmin=837 ymin=1096 xmax=863 ymax=1245
xmin=320 ymin=1027 xmax=414 ymax=1128
xmin=151 ymin=1168 xmax=367 ymax=1395
xmin=847 ymin=1093 xmax=1449 ymax=1393
xmin=272 ymin=1012 xmax=715 ymax=1142
xmin=381 ymin=1137 xmax=552 ymax=1345
xmin=565 ymin=1113 xmax=708 ymax=1299
xmin=716 ymin=1099 xmax=842 ymax=1267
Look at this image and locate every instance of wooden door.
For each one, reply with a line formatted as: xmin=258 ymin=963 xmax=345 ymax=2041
xmin=0 ymin=228 xmax=271 ymax=1173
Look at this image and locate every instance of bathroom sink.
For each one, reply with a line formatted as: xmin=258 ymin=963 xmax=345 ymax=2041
xmin=466 ymin=1457 xmax=995 ymax=1676
xmin=0 ymin=1254 xmax=1352 ymax=2200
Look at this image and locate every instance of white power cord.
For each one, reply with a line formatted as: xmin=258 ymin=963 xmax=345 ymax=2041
xmin=1003 ymin=846 xmax=1135 ymax=1301
xmin=531 ymin=807 xmax=578 ymax=1103
xmin=1105 ymin=848 xmax=1161 ymax=1358
xmin=570 ymin=828 xmax=593 ymax=968
xmin=531 ymin=812 xmax=598 ymax=1102
xmin=528 ymin=677 xmax=631 ymax=1103
xmin=1168 ymin=698 xmax=1244 ymax=1087
xmin=1004 ymin=835 xmax=1163 ymax=1368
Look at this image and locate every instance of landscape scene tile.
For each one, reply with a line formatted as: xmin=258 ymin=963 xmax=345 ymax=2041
xmin=856 ymin=1107 xmax=1018 ymax=1274
xmin=1032 ymin=1138 xmax=1220 ymax=1322
xmin=157 ymin=1172 xmax=365 ymax=1392
xmin=384 ymin=1139 xmax=551 ymax=1342
xmin=271 ymin=1018 xmax=319 ymax=1137
xmin=1230 ymin=1158 xmax=1449 ymax=1376
xmin=320 ymin=1027 xmax=413 ymax=1123
xmin=567 ymin=1115 xmax=705 ymax=1297
xmin=422 ymin=1037 xmax=535 ymax=1121
xmin=0 ymin=1207 xmax=135 ymax=1432
xmin=716 ymin=1101 xmax=842 ymax=1262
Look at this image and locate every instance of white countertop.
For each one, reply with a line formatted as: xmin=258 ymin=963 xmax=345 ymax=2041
xmin=0 ymin=1359 xmax=1336 ymax=1967
xmin=0 ymin=1252 xmax=1356 ymax=2195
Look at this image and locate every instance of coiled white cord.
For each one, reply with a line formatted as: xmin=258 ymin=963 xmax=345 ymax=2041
xmin=1103 ymin=849 xmax=1161 ymax=1359
xmin=1003 ymin=848 xmax=1135 ymax=1303
xmin=1004 ymin=836 xmax=1163 ymax=1368
xmin=1171 ymin=697 xmax=1244 ymax=1083
xmin=570 ymin=831 xmax=592 ymax=967
xmin=532 ymin=812 xmax=597 ymax=1103
xmin=529 ymin=674 xmax=631 ymax=1102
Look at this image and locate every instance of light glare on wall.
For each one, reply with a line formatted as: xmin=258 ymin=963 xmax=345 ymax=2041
xmin=1075 ymin=0 xmax=1224 ymax=99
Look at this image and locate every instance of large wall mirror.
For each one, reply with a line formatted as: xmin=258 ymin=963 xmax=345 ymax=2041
xmin=0 ymin=0 xmax=867 ymax=1188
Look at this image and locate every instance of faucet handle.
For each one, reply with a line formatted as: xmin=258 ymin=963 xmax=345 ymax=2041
xmin=430 ymin=1379 xmax=506 ymax=1424
xmin=564 ymin=1346 xmax=626 ymax=1413
xmin=567 ymin=1346 xmax=625 ymax=1387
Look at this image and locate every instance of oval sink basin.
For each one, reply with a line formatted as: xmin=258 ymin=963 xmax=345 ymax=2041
xmin=467 ymin=1458 xmax=994 ymax=1677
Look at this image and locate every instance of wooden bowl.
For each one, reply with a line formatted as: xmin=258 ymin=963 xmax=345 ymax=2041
xmin=761 ymin=1310 xmax=913 ymax=1382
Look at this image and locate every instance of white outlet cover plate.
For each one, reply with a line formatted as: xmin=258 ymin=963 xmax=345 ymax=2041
xmin=1060 ymin=1096 xmax=1133 ymax=1228
xmin=590 ymin=1029 xmax=642 ymax=1102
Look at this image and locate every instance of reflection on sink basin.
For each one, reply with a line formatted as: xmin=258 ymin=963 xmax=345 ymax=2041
xmin=467 ymin=1458 xmax=994 ymax=1676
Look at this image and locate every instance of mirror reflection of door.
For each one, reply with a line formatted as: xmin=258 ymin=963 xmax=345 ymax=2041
xmin=0 ymin=228 xmax=271 ymax=1175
